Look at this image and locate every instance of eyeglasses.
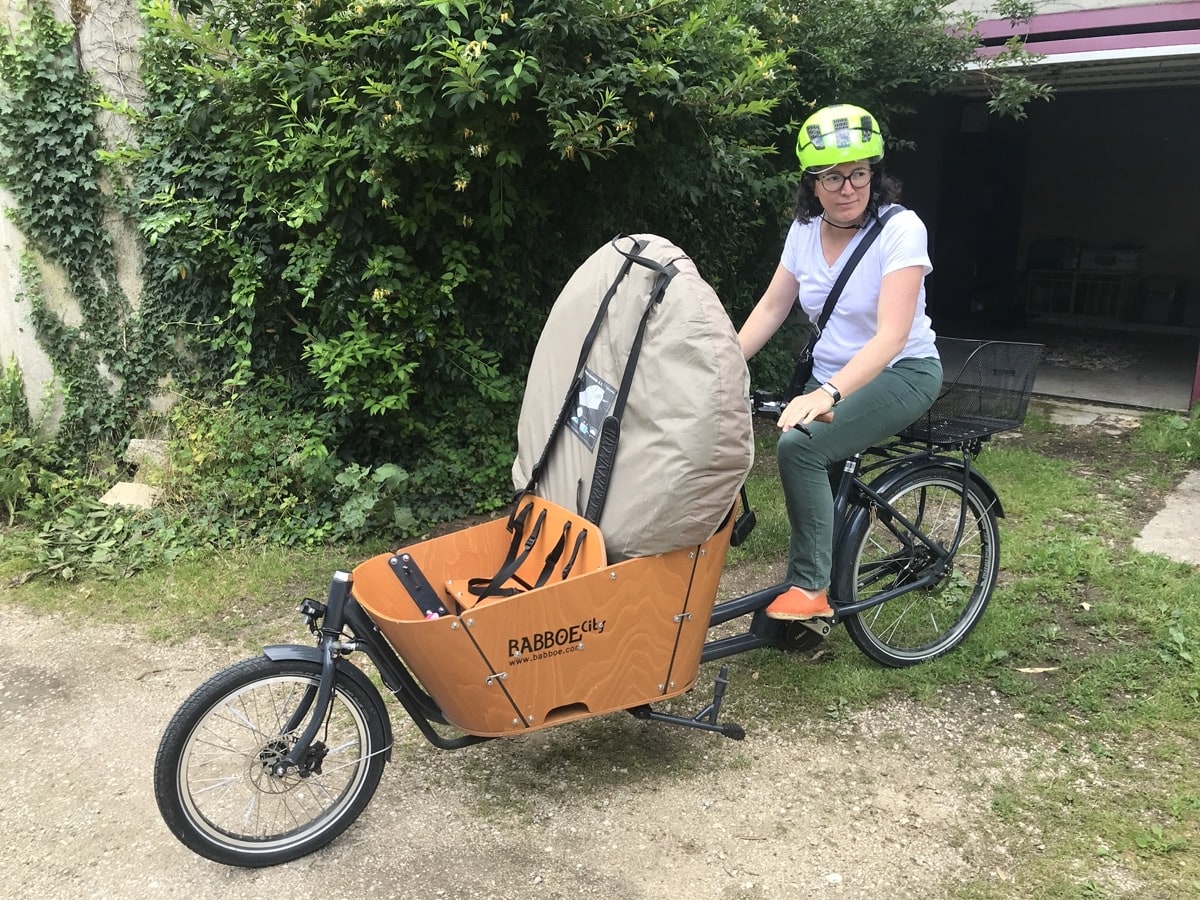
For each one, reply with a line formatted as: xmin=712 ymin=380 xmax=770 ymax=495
xmin=814 ymin=168 xmax=872 ymax=191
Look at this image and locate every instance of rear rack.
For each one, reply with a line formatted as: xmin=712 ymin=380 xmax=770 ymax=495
xmin=900 ymin=337 xmax=1043 ymax=446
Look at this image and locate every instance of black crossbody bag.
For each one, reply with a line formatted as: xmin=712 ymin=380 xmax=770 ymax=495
xmin=785 ymin=206 xmax=902 ymax=400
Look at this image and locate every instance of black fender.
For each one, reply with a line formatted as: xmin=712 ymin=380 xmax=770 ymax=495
xmin=859 ymin=456 xmax=1005 ymax=521
xmin=263 ymin=644 xmax=394 ymax=762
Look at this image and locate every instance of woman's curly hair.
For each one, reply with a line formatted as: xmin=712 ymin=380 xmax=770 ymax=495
xmin=791 ymin=169 xmax=904 ymax=225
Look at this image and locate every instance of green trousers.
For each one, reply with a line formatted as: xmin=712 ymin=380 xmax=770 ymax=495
xmin=777 ymin=356 xmax=943 ymax=590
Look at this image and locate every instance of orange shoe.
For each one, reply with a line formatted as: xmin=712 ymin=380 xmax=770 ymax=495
xmin=765 ymin=585 xmax=834 ymax=620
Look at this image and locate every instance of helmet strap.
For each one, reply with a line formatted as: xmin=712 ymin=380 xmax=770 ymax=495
xmin=820 ymin=214 xmax=862 ymax=231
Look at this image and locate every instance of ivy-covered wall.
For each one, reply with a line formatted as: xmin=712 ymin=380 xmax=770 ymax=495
xmin=0 ymin=0 xmax=147 ymax=432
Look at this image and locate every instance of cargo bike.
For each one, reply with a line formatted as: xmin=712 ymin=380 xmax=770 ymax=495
xmin=153 ymin=237 xmax=1042 ymax=867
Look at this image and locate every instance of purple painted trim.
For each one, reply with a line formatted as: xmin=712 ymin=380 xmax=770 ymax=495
xmin=973 ymin=2 xmax=1200 ymax=41
xmin=1192 ymin=347 xmax=1200 ymax=410
xmin=975 ymin=28 xmax=1200 ymax=56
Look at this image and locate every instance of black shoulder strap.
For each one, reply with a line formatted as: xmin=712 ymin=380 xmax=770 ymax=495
xmin=813 ymin=205 xmax=903 ymax=333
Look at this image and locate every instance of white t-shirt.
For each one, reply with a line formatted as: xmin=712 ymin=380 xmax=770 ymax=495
xmin=780 ymin=203 xmax=938 ymax=383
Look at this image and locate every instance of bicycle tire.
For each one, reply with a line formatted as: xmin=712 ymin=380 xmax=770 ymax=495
xmin=154 ymin=655 xmax=388 ymax=867
xmin=834 ymin=464 xmax=1000 ymax=667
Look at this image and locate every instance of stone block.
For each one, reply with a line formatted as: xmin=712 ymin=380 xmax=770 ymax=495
xmin=124 ymin=438 xmax=168 ymax=469
xmin=99 ymin=481 xmax=160 ymax=509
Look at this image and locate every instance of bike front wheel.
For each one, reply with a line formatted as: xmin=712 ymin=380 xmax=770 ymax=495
xmin=834 ymin=465 xmax=1000 ymax=667
xmin=154 ymin=655 xmax=388 ymax=867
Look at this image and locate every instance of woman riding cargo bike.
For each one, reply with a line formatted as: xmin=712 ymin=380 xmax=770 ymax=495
xmin=153 ymin=105 xmax=1041 ymax=868
xmin=738 ymin=102 xmax=942 ymax=623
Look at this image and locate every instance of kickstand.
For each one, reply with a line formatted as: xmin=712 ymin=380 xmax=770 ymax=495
xmin=628 ymin=666 xmax=746 ymax=740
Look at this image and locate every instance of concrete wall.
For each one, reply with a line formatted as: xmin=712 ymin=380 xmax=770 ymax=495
xmin=0 ymin=187 xmax=56 ymax=418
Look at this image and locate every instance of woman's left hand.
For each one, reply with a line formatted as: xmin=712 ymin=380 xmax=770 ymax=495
xmin=778 ymin=389 xmax=835 ymax=432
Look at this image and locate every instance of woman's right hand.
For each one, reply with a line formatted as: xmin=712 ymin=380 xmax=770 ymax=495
xmin=778 ymin=389 xmax=836 ymax=433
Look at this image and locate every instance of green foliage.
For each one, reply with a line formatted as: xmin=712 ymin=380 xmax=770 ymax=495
xmin=0 ymin=354 xmax=29 ymax=432
xmin=1134 ymin=408 xmax=1200 ymax=463
xmin=126 ymin=0 xmax=797 ymax=409
xmin=0 ymin=7 xmax=106 ymax=271
xmin=0 ymin=354 xmax=34 ymax=525
xmin=157 ymin=388 xmax=497 ymax=554
xmin=12 ymin=500 xmax=195 ymax=581
xmin=162 ymin=390 xmax=387 ymax=547
xmin=976 ymin=0 xmax=1055 ymax=119
xmin=779 ymin=0 xmax=974 ymax=113
xmin=0 ymin=434 xmax=34 ymax=526
xmin=0 ymin=354 xmax=82 ymax=528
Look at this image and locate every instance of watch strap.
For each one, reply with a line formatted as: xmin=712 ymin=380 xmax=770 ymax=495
xmin=819 ymin=382 xmax=842 ymax=405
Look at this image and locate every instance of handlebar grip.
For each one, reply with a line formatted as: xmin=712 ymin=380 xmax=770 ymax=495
xmin=750 ymin=391 xmax=812 ymax=437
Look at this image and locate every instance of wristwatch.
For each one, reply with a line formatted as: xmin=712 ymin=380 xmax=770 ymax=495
xmin=819 ymin=382 xmax=842 ymax=406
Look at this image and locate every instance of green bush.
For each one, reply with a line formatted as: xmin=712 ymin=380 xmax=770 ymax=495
xmin=160 ymin=387 xmax=491 ymax=549
xmin=0 ymin=358 xmax=31 ymax=526
xmin=0 ymin=355 xmax=94 ymax=528
xmin=123 ymin=0 xmax=998 ymax=444
xmin=1135 ymin=408 xmax=1200 ymax=463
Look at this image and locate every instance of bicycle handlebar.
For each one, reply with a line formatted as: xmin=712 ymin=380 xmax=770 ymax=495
xmin=751 ymin=391 xmax=812 ymax=437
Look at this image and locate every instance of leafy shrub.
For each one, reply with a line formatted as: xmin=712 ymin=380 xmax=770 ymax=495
xmin=129 ymin=0 xmax=796 ymax=418
xmin=160 ymin=388 xmax=494 ymax=550
xmin=10 ymin=500 xmax=195 ymax=582
xmin=0 ymin=356 xmax=103 ymax=528
xmin=1134 ymin=408 xmax=1200 ymax=463
xmin=0 ymin=354 xmax=29 ymax=432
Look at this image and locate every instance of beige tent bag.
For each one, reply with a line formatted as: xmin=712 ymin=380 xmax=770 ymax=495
xmin=512 ymin=234 xmax=753 ymax=560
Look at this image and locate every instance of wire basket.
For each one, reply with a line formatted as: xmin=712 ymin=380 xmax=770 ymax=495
xmin=901 ymin=337 xmax=1043 ymax=445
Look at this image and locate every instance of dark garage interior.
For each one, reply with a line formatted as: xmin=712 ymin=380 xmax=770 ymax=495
xmin=891 ymin=72 xmax=1200 ymax=411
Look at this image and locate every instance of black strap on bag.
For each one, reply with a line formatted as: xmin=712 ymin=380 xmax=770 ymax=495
xmin=729 ymin=484 xmax=756 ymax=547
xmin=786 ymin=206 xmax=902 ymax=399
xmin=584 ymin=253 xmax=679 ymax=524
xmin=523 ymin=235 xmax=647 ymax=496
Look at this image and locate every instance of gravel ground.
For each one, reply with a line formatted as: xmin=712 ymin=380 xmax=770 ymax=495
xmin=0 ymin=612 xmax=1056 ymax=900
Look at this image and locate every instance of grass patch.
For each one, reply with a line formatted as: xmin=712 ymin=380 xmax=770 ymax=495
xmin=0 ymin=541 xmax=367 ymax=649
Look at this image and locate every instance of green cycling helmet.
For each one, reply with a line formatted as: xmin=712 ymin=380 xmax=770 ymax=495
xmin=795 ymin=104 xmax=885 ymax=172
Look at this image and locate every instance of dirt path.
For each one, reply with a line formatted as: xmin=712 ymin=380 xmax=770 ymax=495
xmin=0 ymin=612 xmax=1056 ymax=899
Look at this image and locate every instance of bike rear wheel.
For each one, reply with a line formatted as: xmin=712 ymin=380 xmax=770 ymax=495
xmin=834 ymin=465 xmax=1000 ymax=667
xmin=154 ymin=655 xmax=387 ymax=867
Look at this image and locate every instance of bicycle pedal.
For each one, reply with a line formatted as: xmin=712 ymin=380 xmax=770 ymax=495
xmin=799 ymin=619 xmax=832 ymax=638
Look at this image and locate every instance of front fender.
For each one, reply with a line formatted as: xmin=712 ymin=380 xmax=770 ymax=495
xmin=263 ymin=644 xmax=393 ymax=762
